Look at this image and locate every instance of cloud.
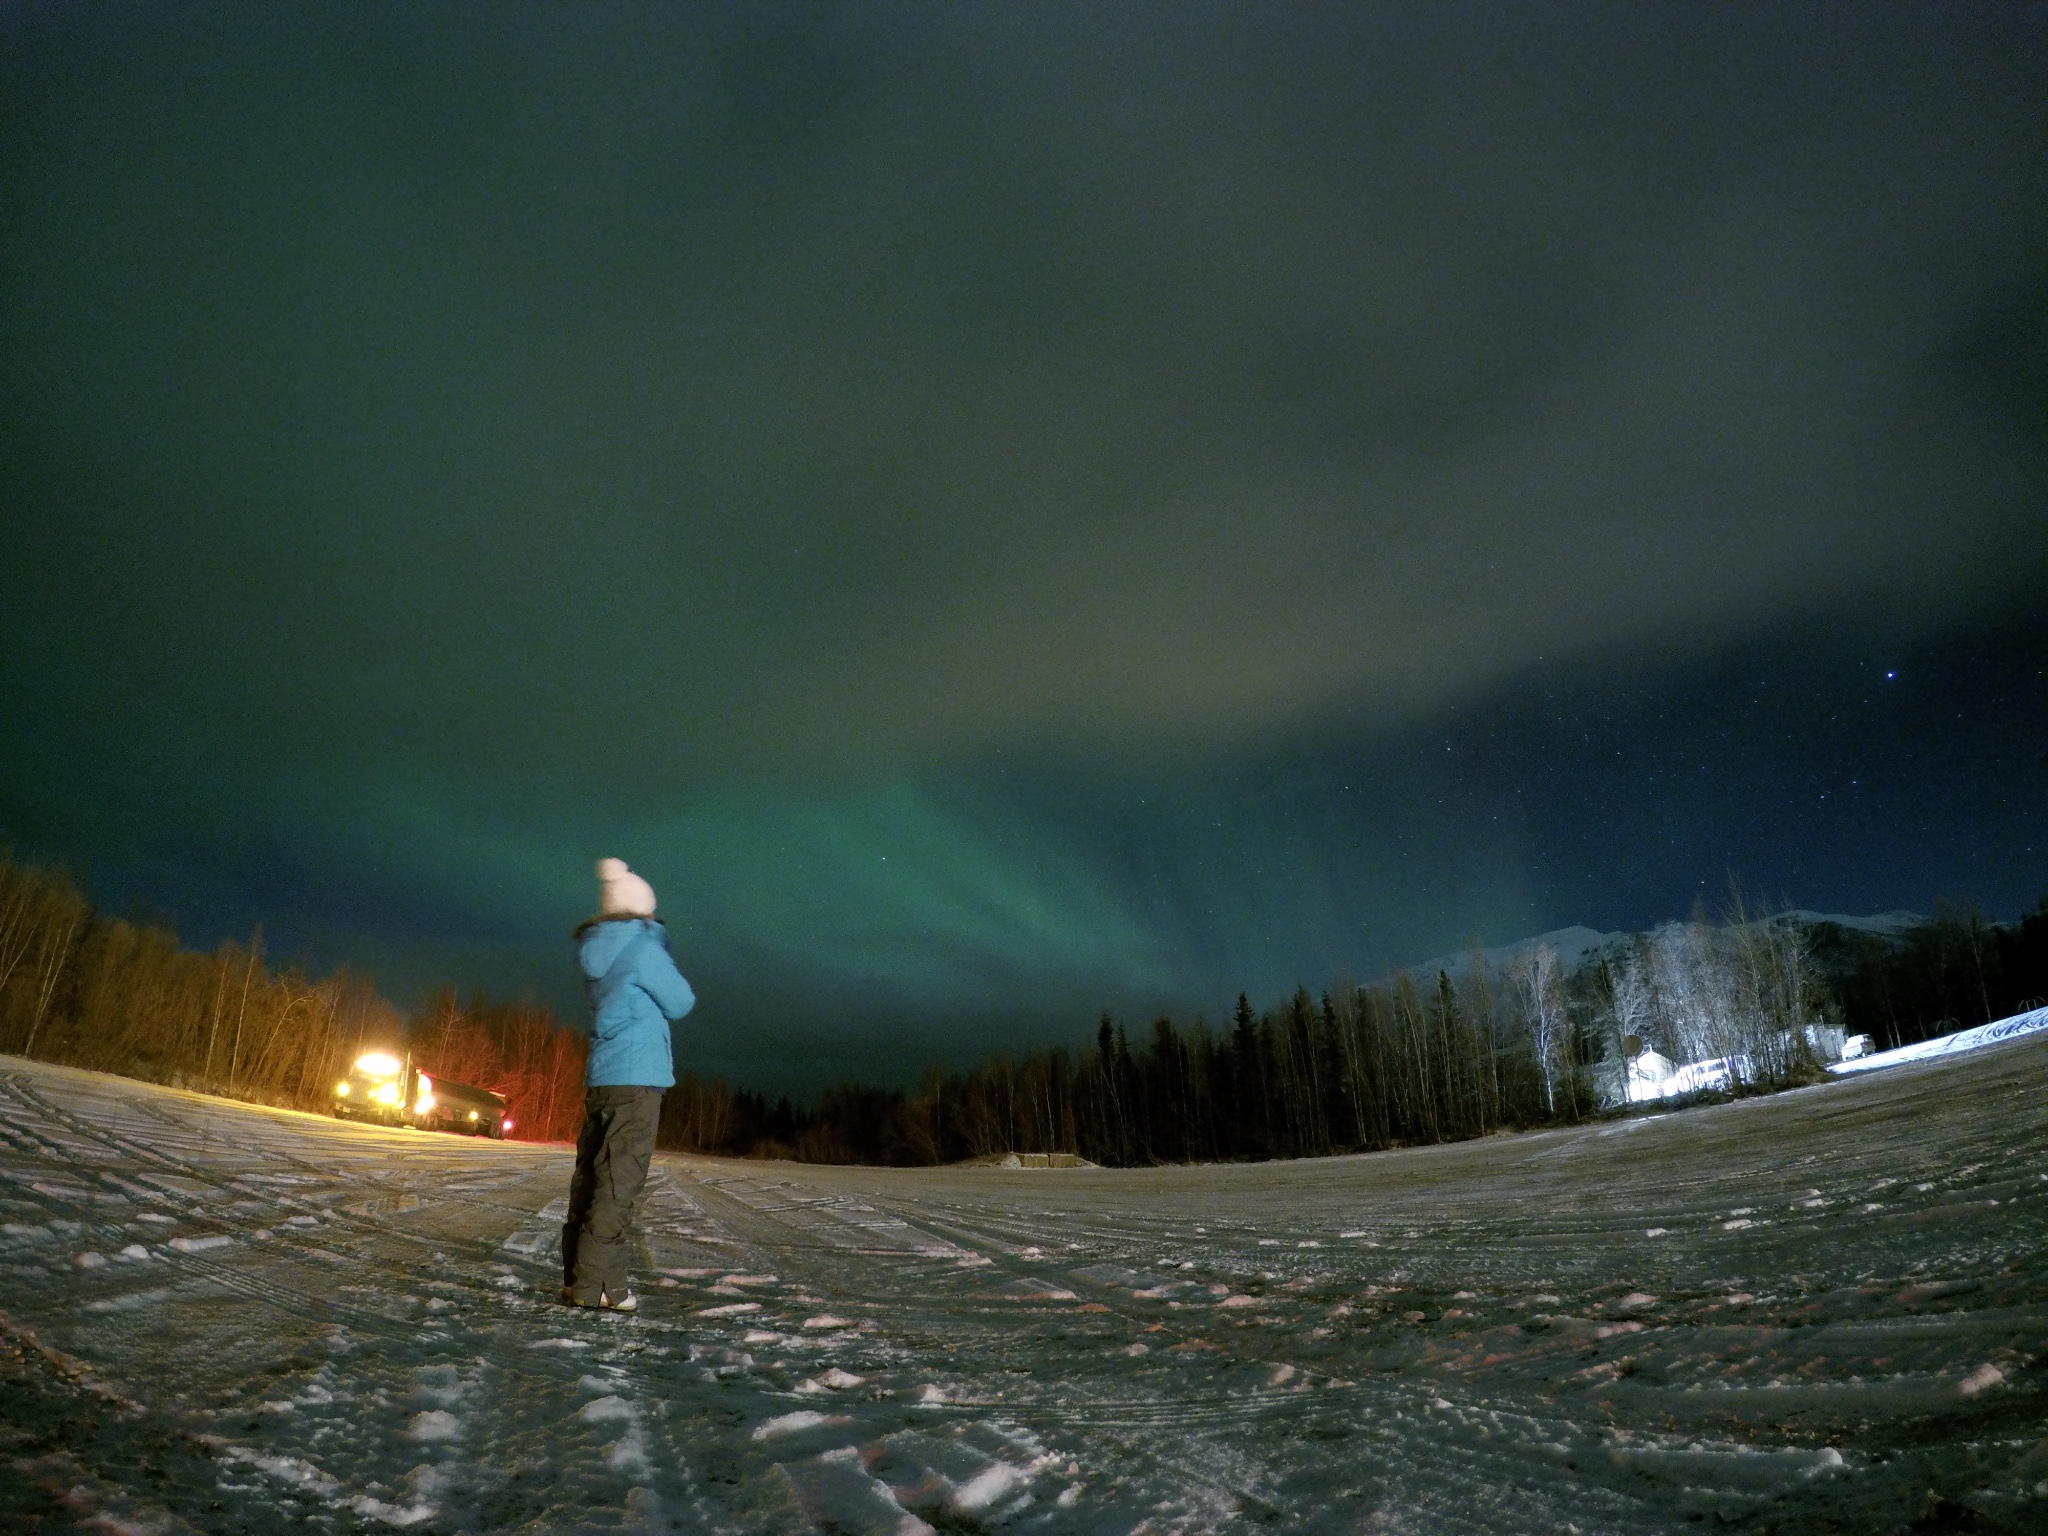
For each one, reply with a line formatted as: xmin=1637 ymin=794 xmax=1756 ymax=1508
xmin=5 ymin=6 xmax=2042 ymax=783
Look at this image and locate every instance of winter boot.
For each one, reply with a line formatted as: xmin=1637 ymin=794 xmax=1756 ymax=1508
xmin=561 ymin=1285 xmax=637 ymax=1313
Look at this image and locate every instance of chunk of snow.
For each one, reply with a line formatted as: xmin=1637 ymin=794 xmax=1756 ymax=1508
xmin=227 ymin=1447 xmax=339 ymax=1494
xmin=74 ymin=1250 xmax=107 ymax=1268
xmin=802 ymin=1313 xmax=854 ymax=1329
xmin=1957 ymin=1363 xmax=2004 ymax=1398
xmin=117 ymin=1244 xmax=149 ymax=1261
xmin=994 ymin=1277 xmax=1077 ymax=1300
xmin=949 ymin=1463 xmax=1026 ymax=1513
xmin=167 ymin=1234 xmax=234 ymax=1253
xmin=85 ymin=1287 xmax=174 ymax=1312
xmin=75 ymin=1512 xmax=158 ymax=1536
xmin=752 ymin=1409 xmax=847 ymax=1440
xmin=605 ymin=1428 xmax=651 ymax=1472
xmin=347 ymin=1493 xmax=437 ymax=1527
xmin=698 ymin=1301 xmax=761 ymax=1317
xmin=410 ymin=1366 xmax=463 ymax=1408
xmin=525 ymin=1337 xmax=590 ymax=1350
xmin=406 ymin=1410 xmax=462 ymax=1442
xmin=577 ymin=1395 xmax=636 ymax=1422
xmin=248 ymin=1458 xmax=335 ymax=1490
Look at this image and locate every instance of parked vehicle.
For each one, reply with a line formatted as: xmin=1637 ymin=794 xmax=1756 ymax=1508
xmin=332 ymin=1051 xmax=511 ymax=1138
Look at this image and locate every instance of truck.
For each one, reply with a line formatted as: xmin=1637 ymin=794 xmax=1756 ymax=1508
xmin=332 ymin=1051 xmax=511 ymax=1139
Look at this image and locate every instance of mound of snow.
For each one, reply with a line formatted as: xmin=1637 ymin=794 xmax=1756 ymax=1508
xmin=1828 ymin=1007 xmax=2048 ymax=1076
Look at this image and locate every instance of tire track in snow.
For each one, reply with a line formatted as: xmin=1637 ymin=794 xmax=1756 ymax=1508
xmin=669 ymin=1159 xmax=1422 ymax=1525
xmin=2 ymin=1071 xmax=594 ymax=1298
xmin=7 ymin=1043 xmax=2047 ymax=1531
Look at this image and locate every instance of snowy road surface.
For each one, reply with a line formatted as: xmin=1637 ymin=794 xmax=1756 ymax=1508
xmin=2 ymin=1040 xmax=2045 ymax=1535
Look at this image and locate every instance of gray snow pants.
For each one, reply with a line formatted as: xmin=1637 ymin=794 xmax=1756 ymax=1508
xmin=562 ymin=1085 xmax=664 ymax=1303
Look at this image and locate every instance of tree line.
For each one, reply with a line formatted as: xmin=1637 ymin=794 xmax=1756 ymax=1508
xmin=0 ymin=848 xmax=594 ymax=1140
xmin=662 ymin=894 xmax=2048 ymax=1167
xmin=0 ymin=849 xmax=401 ymax=1110
xmin=1815 ymin=902 xmax=2048 ymax=1052
xmin=3 ymin=847 xmax=2042 ymax=1168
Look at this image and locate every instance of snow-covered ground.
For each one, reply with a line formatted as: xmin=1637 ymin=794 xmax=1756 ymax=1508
xmin=2 ymin=1035 xmax=2044 ymax=1534
xmin=1828 ymin=1006 xmax=2048 ymax=1077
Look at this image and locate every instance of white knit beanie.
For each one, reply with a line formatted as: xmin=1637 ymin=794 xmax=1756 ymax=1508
xmin=596 ymin=857 xmax=657 ymax=917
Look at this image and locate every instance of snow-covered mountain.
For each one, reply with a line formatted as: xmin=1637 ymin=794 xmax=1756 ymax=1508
xmin=1397 ymin=909 xmax=1928 ymax=985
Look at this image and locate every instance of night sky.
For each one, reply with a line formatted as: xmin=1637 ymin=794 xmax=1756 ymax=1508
xmin=3 ymin=5 xmax=2043 ymax=1094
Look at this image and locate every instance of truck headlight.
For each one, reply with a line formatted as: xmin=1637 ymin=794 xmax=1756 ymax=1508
xmin=335 ymin=1081 xmax=350 ymax=1097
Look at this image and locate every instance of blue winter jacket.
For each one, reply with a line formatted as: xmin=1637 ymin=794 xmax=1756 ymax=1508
xmin=576 ymin=917 xmax=694 ymax=1089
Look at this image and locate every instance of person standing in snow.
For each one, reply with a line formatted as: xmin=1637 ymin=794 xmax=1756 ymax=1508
xmin=561 ymin=857 xmax=694 ymax=1311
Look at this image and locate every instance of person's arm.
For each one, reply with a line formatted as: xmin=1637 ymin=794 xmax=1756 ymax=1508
xmin=636 ymin=935 xmax=696 ymax=1021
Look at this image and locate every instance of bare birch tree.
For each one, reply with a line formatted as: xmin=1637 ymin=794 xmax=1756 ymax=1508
xmin=1511 ymin=944 xmax=1567 ymax=1116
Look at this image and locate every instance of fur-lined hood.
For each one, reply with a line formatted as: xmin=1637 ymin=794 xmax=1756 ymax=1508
xmin=573 ymin=912 xmax=666 ymax=941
